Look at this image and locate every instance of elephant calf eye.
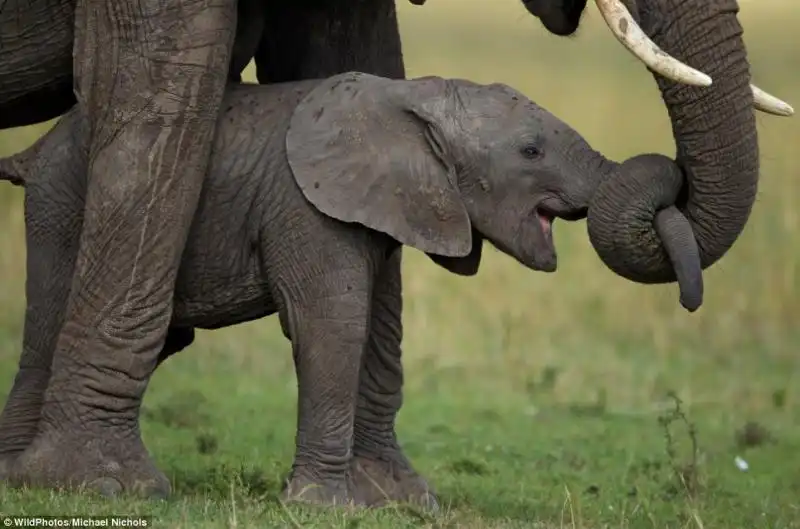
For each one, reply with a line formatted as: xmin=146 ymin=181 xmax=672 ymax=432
xmin=520 ymin=144 xmax=542 ymax=160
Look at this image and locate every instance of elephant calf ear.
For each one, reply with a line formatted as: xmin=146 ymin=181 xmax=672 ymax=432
xmin=427 ymin=232 xmax=484 ymax=276
xmin=286 ymin=72 xmax=473 ymax=258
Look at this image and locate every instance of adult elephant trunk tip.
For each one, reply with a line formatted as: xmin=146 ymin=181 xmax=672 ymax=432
xmin=653 ymin=207 xmax=704 ymax=312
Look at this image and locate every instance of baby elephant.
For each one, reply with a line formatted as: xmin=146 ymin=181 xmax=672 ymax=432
xmin=0 ymin=72 xmax=612 ymax=505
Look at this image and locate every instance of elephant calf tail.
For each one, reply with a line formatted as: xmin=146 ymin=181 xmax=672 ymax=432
xmin=0 ymin=140 xmax=44 ymax=187
xmin=0 ymin=153 xmax=27 ymax=187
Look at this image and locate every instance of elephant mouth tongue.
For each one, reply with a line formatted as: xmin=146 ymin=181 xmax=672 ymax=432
xmin=530 ymin=208 xmax=557 ymax=272
xmin=537 ymin=211 xmax=554 ymax=237
xmin=535 ymin=210 xmax=554 ymax=243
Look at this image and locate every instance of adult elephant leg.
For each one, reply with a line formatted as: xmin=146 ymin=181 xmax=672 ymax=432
xmin=253 ymin=0 xmax=405 ymax=84
xmin=11 ymin=0 xmax=236 ymax=497
xmin=350 ymin=247 xmax=438 ymax=509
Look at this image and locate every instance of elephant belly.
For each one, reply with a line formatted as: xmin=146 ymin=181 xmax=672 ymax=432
xmin=171 ymin=233 xmax=276 ymax=329
xmin=163 ymin=82 xmax=318 ymax=332
xmin=171 ymin=277 xmax=277 ymax=330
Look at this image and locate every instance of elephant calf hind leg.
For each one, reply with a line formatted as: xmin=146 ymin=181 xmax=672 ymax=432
xmin=350 ymin=248 xmax=438 ymax=509
xmin=0 ymin=367 xmax=50 ymax=480
xmin=0 ymin=183 xmax=87 ymax=482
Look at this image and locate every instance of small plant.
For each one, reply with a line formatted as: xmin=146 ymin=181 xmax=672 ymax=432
xmin=658 ymin=392 xmax=703 ymax=499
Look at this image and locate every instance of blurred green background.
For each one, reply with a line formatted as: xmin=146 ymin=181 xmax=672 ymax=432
xmin=0 ymin=0 xmax=798 ymax=526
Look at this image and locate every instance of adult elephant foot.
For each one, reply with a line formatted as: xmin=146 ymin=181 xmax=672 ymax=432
xmin=350 ymin=452 xmax=438 ymax=509
xmin=0 ymin=329 xmax=188 ymax=489
xmin=0 ymin=454 xmax=17 ymax=481
xmin=10 ymin=430 xmax=169 ymax=498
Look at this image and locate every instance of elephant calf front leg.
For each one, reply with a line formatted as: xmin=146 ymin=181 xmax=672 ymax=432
xmin=278 ymin=264 xmax=374 ymax=506
xmin=350 ymin=247 xmax=438 ymax=509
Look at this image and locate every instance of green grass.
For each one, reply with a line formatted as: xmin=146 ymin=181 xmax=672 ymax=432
xmin=1 ymin=0 xmax=799 ymax=526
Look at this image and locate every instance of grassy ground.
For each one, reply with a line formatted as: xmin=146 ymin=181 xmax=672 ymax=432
xmin=1 ymin=0 xmax=798 ymax=527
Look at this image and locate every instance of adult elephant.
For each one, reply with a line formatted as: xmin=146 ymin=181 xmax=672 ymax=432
xmin=0 ymin=0 xmax=792 ymax=507
xmin=521 ymin=0 xmax=794 ymax=297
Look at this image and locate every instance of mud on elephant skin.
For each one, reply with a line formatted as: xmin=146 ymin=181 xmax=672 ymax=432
xmin=1 ymin=72 xmax=614 ymax=505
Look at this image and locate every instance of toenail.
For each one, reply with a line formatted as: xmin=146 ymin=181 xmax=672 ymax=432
xmin=88 ymin=477 xmax=123 ymax=497
xmin=136 ymin=481 xmax=170 ymax=500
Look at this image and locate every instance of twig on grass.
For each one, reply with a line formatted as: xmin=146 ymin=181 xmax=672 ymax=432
xmin=658 ymin=392 xmax=703 ymax=498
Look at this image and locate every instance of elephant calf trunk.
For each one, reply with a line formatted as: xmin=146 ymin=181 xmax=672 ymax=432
xmin=587 ymin=153 xmax=704 ymax=312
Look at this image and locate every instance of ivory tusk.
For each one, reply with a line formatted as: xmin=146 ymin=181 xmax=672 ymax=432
xmin=752 ymin=84 xmax=794 ymax=116
xmin=594 ymin=0 xmax=712 ymax=87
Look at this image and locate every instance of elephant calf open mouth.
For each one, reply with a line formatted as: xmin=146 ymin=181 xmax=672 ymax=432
xmin=529 ymin=199 xmax=589 ymax=272
xmin=533 ymin=207 xmax=555 ymax=263
xmin=535 ymin=207 xmax=554 ymax=237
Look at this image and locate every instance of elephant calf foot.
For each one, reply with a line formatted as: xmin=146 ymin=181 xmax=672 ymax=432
xmin=280 ymin=469 xmax=359 ymax=507
xmin=350 ymin=452 xmax=438 ymax=509
xmin=10 ymin=429 xmax=169 ymax=499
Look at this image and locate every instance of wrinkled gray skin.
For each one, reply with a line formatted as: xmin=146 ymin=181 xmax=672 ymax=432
xmin=0 ymin=0 xmax=74 ymax=128
xmin=1 ymin=73 xmax=613 ymax=505
xmin=0 ymin=0 xmax=264 ymax=128
xmin=0 ymin=0 xmax=767 ymax=504
xmin=0 ymin=0 xmax=409 ymax=503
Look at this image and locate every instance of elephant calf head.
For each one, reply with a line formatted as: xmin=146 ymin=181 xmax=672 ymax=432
xmin=286 ymin=72 xmax=614 ymax=276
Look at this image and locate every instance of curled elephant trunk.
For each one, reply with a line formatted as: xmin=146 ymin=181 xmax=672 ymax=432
xmin=586 ymin=0 xmax=766 ymax=312
xmin=588 ymin=154 xmax=703 ymax=312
